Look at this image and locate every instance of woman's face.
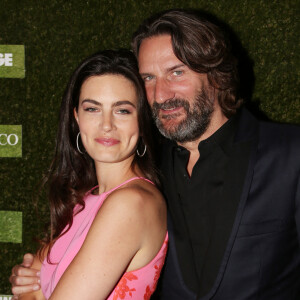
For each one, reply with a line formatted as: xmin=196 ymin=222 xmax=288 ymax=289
xmin=75 ymin=74 xmax=140 ymax=165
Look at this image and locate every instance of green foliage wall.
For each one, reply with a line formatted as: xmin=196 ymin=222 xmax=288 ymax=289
xmin=0 ymin=0 xmax=299 ymax=293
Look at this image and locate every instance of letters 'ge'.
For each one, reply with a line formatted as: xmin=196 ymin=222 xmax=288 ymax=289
xmin=0 ymin=53 xmax=13 ymax=66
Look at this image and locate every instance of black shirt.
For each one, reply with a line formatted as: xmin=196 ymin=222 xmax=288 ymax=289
xmin=170 ymin=116 xmax=252 ymax=297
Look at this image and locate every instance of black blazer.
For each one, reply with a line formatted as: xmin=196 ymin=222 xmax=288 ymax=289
xmin=158 ymin=109 xmax=300 ymax=299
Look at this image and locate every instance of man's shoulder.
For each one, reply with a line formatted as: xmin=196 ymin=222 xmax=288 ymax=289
xmin=237 ymin=108 xmax=300 ymax=145
xmin=258 ymin=119 xmax=300 ymax=147
xmin=251 ymin=116 xmax=300 ymax=165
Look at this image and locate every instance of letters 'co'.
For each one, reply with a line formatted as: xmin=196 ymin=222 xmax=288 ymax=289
xmin=0 ymin=134 xmax=19 ymax=145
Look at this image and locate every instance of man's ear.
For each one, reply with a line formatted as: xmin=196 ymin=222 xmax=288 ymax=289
xmin=74 ymin=108 xmax=79 ymax=124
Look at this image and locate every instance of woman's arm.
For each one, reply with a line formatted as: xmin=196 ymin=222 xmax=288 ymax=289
xmin=49 ymin=187 xmax=149 ymax=300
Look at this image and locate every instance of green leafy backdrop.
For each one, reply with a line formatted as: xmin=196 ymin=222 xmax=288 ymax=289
xmin=0 ymin=0 xmax=299 ymax=293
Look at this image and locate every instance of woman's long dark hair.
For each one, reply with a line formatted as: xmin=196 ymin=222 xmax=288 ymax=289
xmin=41 ymin=50 xmax=158 ymax=257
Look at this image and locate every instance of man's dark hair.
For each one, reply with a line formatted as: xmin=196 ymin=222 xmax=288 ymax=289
xmin=132 ymin=9 xmax=243 ymax=118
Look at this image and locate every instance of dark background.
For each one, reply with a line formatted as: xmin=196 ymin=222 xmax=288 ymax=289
xmin=0 ymin=0 xmax=299 ymax=293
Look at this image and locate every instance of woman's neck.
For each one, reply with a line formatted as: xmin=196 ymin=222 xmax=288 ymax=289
xmin=94 ymin=159 xmax=141 ymax=194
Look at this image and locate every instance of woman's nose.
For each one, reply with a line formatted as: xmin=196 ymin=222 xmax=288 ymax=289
xmin=101 ymin=113 xmax=114 ymax=132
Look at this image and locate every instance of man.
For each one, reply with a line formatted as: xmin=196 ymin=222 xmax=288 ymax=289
xmin=10 ymin=9 xmax=300 ymax=299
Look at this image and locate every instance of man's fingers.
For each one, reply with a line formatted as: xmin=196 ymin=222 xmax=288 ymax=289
xmin=11 ymin=283 xmax=40 ymax=295
xmin=21 ymin=253 xmax=35 ymax=267
xmin=11 ymin=265 xmax=40 ymax=278
xmin=9 ymin=253 xmax=40 ymax=297
xmin=10 ymin=272 xmax=40 ymax=286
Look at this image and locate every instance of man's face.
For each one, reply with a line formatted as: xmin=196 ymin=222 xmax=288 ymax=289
xmin=138 ymin=35 xmax=215 ymax=143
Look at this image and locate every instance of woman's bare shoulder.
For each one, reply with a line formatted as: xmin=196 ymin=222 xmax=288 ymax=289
xmin=104 ymin=179 xmax=166 ymax=217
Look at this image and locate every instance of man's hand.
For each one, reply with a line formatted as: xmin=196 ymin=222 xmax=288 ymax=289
xmin=9 ymin=253 xmax=41 ymax=299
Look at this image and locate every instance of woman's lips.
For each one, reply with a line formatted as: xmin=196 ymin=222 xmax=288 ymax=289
xmin=95 ymin=138 xmax=120 ymax=146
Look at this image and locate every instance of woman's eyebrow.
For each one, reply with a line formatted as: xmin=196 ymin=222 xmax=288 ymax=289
xmin=81 ymin=99 xmax=101 ymax=105
xmin=81 ymin=99 xmax=136 ymax=108
xmin=112 ymin=100 xmax=136 ymax=108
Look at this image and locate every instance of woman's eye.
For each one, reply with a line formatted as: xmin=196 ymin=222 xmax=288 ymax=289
xmin=117 ymin=109 xmax=131 ymax=114
xmin=84 ymin=107 xmax=98 ymax=112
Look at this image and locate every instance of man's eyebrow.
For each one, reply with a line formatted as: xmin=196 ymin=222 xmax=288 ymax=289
xmin=81 ymin=99 xmax=136 ymax=108
xmin=139 ymin=72 xmax=152 ymax=77
xmin=139 ymin=63 xmax=186 ymax=76
xmin=167 ymin=64 xmax=185 ymax=72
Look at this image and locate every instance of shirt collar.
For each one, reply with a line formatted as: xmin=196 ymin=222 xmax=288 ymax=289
xmin=169 ymin=114 xmax=238 ymax=154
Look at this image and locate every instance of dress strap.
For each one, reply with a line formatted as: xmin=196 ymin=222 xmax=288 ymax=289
xmin=108 ymin=177 xmax=154 ymax=194
xmin=88 ymin=177 xmax=154 ymax=196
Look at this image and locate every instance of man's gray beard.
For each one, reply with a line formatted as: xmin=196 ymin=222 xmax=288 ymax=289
xmin=152 ymin=89 xmax=214 ymax=143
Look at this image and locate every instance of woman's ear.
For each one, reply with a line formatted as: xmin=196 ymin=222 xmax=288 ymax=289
xmin=74 ymin=108 xmax=79 ymax=124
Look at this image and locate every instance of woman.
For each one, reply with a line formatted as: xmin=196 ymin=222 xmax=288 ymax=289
xmin=11 ymin=49 xmax=167 ymax=299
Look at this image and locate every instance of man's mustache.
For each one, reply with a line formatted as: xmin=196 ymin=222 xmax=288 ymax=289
xmin=152 ymin=98 xmax=190 ymax=111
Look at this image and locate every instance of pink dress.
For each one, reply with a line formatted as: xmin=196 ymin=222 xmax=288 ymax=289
xmin=40 ymin=177 xmax=168 ymax=299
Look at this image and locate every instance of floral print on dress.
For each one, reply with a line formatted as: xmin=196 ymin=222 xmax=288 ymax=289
xmin=143 ymin=241 xmax=168 ymax=300
xmin=154 ymin=241 xmax=168 ymax=283
xmin=113 ymin=273 xmax=138 ymax=300
xmin=143 ymin=285 xmax=152 ymax=300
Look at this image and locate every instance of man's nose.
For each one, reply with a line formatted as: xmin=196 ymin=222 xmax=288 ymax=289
xmin=154 ymin=78 xmax=175 ymax=104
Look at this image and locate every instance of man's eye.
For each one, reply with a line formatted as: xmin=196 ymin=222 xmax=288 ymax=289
xmin=173 ymin=70 xmax=183 ymax=76
xmin=143 ymin=75 xmax=153 ymax=81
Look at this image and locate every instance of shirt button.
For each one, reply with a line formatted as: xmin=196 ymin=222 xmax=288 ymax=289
xmin=176 ymin=147 xmax=182 ymax=152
